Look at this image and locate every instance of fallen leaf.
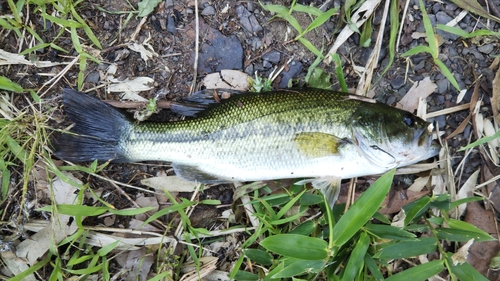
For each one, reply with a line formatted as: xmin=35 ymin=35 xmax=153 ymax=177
xmin=202 ymin=70 xmax=251 ymax=90
xmin=456 ymin=169 xmax=479 ymax=218
xmin=452 ymin=239 xmax=474 ymax=265
xmin=324 ymin=0 xmax=382 ymax=64
xmin=450 ymin=0 xmax=500 ymax=24
xmin=397 ymin=77 xmax=437 ymax=112
xmin=15 ymin=174 xmax=79 ymax=264
xmin=0 ymin=49 xmax=64 ymax=68
xmin=141 ymin=176 xmax=204 ymax=192
xmin=492 ymin=65 xmax=500 ymax=125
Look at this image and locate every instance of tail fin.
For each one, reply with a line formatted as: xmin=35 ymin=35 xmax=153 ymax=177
xmin=55 ymin=89 xmax=131 ymax=163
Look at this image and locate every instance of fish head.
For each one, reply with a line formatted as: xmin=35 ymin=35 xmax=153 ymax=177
xmin=351 ymin=103 xmax=440 ymax=169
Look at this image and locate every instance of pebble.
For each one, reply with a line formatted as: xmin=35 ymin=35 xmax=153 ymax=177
xmin=262 ymin=51 xmax=281 ymax=64
xmin=390 ymin=76 xmax=405 ymax=90
xmin=478 ymin=44 xmax=494 ymax=54
xmin=436 ymin=78 xmax=448 ymax=94
xmin=85 ymin=71 xmax=100 ymax=84
xmin=201 ymin=6 xmax=215 ymax=16
xmin=236 ymin=5 xmax=262 ymax=33
xmin=279 ymin=60 xmax=302 ymax=88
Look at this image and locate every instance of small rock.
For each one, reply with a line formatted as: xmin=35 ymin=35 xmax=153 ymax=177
xmin=262 ymin=60 xmax=273 ymax=69
xmin=167 ymin=14 xmax=177 ymax=34
xmin=390 ymin=76 xmax=405 ymax=90
xmin=436 ymin=79 xmax=448 ymax=94
xmin=85 ymin=71 xmax=100 ymax=84
xmin=478 ymin=44 xmax=494 ymax=54
xmin=201 ymin=6 xmax=215 ymax=16
xmin=279 ymin=60 xmax=303 ymax=88
xmin=236 ymin=5 xmax=262 ymax=33
xmin=250 ymin=37 xmax=263 ymax=51
xmin=262 ymin=51 xmax=281 ymax=64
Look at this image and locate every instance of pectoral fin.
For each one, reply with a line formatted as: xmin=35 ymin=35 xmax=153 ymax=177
xmin=294 ymin=132 xmax=349 ymax=158
xmin=172 ymin=163 xmax=231 ymax=184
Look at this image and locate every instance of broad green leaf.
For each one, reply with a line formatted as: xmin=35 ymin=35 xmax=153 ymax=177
xmin=374 ymin=237 xmax=437 ymax=259
xmin=385 ymin=260 xmax=444 ymax=281
xmin=243 ymin=249 xmax=273 ymax=265
xmin=273 ymin=259 xmax=325 ymax=278
xmin=364 ymin=253 xmax=384 ymax=280
xmin=233 ymin=270 xmax=259 ymax=280
xmin=403 ymin=196 xmax=431 ymax=226
xmin=260 ymin=234 xmax=328 ymax=260
xmin=0 ymin=76 xmax=23 ymax=93
xmin=446 ymin=219 xmax=496 ymax=242
xmin=365 ymin=223 xmax=417 ymax=240
xmin=449 ymin=196 xmax=483 ymax=210
xmin=137 ymin=0 xmax=163 ymax=17
xmin=359 ymin=15 xmax=373 ymax=47
xmin=290 ymin=220 xmax=316 ymax=236
xmin=450 ymin=256 xmax=489 ymax=281
xmin=434 ymin=59 xmax=461 ymax=91
xmin=299 ymin=192 xmax=324 ymax=205
xmin=437 ymin=24 xmax=500 ymax=38
xmin=343 ymin=232 xmax=370 ymax=280
xmin=459 ymin=129 xmax=500 ymax=151
xmin=332 ymin=169 xmax=395 ymax=247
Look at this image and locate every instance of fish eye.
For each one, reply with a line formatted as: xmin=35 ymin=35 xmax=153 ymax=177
xmin=403 ymin=115 xmax=416 ymax=127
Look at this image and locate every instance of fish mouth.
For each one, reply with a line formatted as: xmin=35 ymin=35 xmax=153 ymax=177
xmin=416 ymin=123 xmax=440 ymax=158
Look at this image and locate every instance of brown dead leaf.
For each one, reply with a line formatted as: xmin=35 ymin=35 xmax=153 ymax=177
xmin=464 ymin=201 xmax=500 ymax=278
xmin=397 ymin=77 xmax=437 ymax=112
xmin=492 ymin=65 xmax=500 ymax=125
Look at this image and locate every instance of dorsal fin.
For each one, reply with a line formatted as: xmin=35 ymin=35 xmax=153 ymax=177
xmin=170 ymin=89 xmax=247 ymax=117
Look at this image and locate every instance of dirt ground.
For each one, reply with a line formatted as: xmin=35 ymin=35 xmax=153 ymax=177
xmin=1 ymin=0 xmax=500 ymax=279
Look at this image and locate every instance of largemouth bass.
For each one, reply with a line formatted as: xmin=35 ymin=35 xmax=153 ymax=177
xmin=56 ymin=88 xmax=439 ymax=205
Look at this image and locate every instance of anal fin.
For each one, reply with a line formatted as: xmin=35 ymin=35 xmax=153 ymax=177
xmin=297 ymin=177 xmax=341 ymax=210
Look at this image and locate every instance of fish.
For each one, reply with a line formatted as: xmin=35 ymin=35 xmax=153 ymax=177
xmin=55 ymin=88 xmax=440 ymax=207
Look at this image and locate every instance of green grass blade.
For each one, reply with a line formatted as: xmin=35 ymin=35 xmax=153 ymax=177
xmin=402 ymin=45 xmax=432 ymax=57
xmin=419 ymin=0 xmax=438 ymax=58
xmin=332 ymin=169 xmax=395 ymax=247
xmin=260 ymin=234 xmax=328 ymax=260
xmin=298 ymin=37 xmax=323 ymax=58
xmin=434 ymin=59 xmax=461 ymax=91
xmin=385 ymin=259 xmax=444 ymax=281
xmin=374 ymin=237 xmax=438 ymax=259
xmin=298 ymin=7 xmax=339 ymax=39
xmin=0 ymin=76 xmax=24 ymax=93
xmin=331 ymin=53 xmax=348 ymax=92
xmin=343 ymin=231 xmax=370 ymax=280
xmin=459 ymin=129 xmax=500 ymax=151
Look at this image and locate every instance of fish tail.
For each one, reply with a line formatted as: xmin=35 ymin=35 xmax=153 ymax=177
xmin=55 ymin=88 xmax=131 ymax=163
